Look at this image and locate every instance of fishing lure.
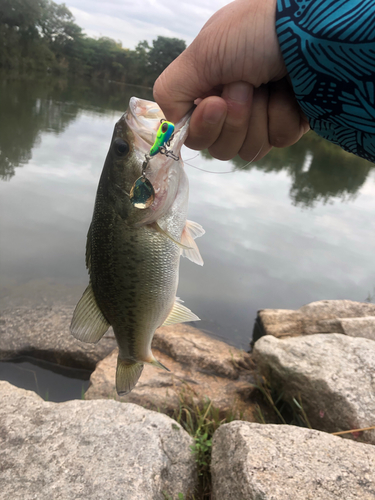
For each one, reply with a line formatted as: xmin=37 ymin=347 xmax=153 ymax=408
xmin=150 ymin=120 xmax=175 ymax=156
xmin=130 ymin=120 xmax=179 ymax=209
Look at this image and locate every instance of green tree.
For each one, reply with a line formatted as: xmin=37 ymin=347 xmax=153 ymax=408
xmin=0 ymin=0 xmax=186 ymax=83
xmin=0 ymin=0 xmax=43 ymax=70
xmin=38 ymin=1 xmax=75 ymax=44
xmin=131 ymin=36 xmax=186 ymax=86
xmin=0 ymin=0 xmax=41 ymax=34
xmin=147 ymin=36 xmax=186 ymax=76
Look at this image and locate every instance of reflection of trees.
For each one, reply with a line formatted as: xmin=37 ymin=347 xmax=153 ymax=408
xmin=54 ymin=78 xmax=153 ymax=114
xmin=229 ymin=132 xmax=374 ymax=207
xmin=0 ymin=78 xmax=79 ymax=180
xmin=0 ymin=76 xmax=154 ymax=181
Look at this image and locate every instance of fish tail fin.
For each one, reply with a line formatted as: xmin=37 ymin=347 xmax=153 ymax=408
xmin=116 ymin=357 xmax=144 ymax=396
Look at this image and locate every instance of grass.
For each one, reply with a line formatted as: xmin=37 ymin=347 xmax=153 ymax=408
xmin=162 ymin=373 xmax=315 ymax=499
xmin=252 ymin=374 xmax=312 ymax=428
xmin=252 ymin=374 xmax=375 ymax=442
xmin=163 ymin=493 xmax=188 ymax=500
xmin=167 ymin=387 xmax=242 ymax=500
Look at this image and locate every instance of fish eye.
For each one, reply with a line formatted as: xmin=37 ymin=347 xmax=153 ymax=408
xmin=161 ymin=122 xmax=168 ymax=133
xmin=113 ymin=138 xmax=129 ymax=156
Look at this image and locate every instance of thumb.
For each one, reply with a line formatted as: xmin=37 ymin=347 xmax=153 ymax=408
xmin=153 ymin=49 xmax=211 ymax=124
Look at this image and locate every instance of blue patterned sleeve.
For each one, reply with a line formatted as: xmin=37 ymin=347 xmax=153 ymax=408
xmin=276 ymin=0 xmax=375 ymax=162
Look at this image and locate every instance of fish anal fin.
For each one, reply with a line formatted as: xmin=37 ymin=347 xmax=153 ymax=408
xmin=116 ymin=358 xmax=144 ymax=396
xmin=70 ymin=282 xmax=110 ymax=343
xmin=180 ymin=220 xmax=205 ymax=266
xmin=162 ymin=298 xmax=200 ymax=326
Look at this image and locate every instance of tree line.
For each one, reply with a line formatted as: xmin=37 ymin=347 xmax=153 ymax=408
xmin=0 ymin=0 xmax=186 ymax=86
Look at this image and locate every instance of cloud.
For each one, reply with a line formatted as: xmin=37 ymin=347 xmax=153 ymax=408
xmin=58 ymin=0 xmax=232 ymax=48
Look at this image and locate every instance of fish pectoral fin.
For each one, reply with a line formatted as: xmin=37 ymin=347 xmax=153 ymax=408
xmin=153 ymin=222 xmax=192 ymax=250
xmin=162 ymin=297 xmax=200 ymax=326
xmin=185 ymin=220 xmax=205 ymax=239
xmin=70 ymin=282 xmax=110 ymax=343
xmin=180 ymin=220 xmax=205 ymax=266
xmin=116 ymin=358 xmax=144 ymax=396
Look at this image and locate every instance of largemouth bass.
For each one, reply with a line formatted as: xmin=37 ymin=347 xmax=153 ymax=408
xmin=70 ymin=97 xmax=204 ymax=395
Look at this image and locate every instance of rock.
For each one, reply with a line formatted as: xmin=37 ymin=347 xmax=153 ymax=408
xmin=211 ymin=421 xmax=375 ymax=500
xmin=253 ymin=334 xmax=375 ymax=444
xmin=340 ymin=317 xmax=375 ymax=340
xmin=253 ymin=299 xmax=375 ymax=341
xmin=85 ymin=324 xmax=257 ymax=420
xmin=0 ymin=381 xmax=197 ymax=500
xmin=0 ymin=306 xmax=117 ymax=369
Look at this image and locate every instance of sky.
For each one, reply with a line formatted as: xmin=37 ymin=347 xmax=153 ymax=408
xmin=55 ymin=0 xmax=233 ymax=49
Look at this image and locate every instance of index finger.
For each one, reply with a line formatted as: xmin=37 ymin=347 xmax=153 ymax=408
xmin=153 ymin=49 xmax=211 ymax=124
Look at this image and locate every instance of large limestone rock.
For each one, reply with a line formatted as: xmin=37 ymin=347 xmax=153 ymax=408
xmin=253 ymin=334 xmax=375 ymax=443
xmin=0 ymin=306 xmax=117 ymax=369
xmin=0 ymin=381 xmax=197 ymax=500
xmin=253 ymin=299 xmax=375 ymax=341
xmin=85 ymin=324 xmax=256 ymax=420
xmin=211 ymin=422 xmax=375 ymax=500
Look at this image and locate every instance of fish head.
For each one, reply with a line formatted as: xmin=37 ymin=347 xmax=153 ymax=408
xmin=102 ymin=97 xmax=190 ymax=225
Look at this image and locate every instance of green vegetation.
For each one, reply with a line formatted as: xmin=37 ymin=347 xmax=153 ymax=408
xmin=168 ymin=389 xmax=241 ymax=499
xmin=164 ymin=381 xmax=314 ymax=500
xmin=163 ymin=493 xmax=188 ymax=500
xmin=253 ymin=374 xmax=312 ymax=428
xmin=0 ymin=0 xmax=186 ymax=85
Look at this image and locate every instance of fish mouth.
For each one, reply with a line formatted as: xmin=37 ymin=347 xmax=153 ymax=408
xmin=125 ymin=97 xmax=190 ymax=159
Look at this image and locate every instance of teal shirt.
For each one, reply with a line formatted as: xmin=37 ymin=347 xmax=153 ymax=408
xmin=276 ymin=0 xmax=375 ymax=162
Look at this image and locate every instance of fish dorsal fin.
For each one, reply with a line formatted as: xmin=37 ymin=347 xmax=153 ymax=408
xmin=180 ymin=220 xmax=205 ymax=266
xmin=70 ymin=282 xmax=110 ymax=343
xmin=162 ymin=297 xmax=200 ymax=326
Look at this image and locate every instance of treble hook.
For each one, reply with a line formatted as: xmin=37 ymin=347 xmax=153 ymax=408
xmin=158 ymin=146 xmax=179 ymax=161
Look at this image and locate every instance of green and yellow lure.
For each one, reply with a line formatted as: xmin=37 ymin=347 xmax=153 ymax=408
xmin=130 ymin=120 xmax=177 ymax=209
xmin=149 ymin=120 xmax=175 ymax=156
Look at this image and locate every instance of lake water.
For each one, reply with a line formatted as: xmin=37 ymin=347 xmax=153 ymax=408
xmin=1 ymin=75 xmax=374 ymax=357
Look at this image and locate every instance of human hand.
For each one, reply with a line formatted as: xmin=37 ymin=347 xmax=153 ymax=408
xmin=153 ymin=0 xmax=310 ymax=161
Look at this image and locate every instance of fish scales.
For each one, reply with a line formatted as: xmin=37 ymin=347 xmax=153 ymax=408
xmin=71 ymin=97 xmax=205 ymax=395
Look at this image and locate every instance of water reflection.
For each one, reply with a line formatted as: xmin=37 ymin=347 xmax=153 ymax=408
xmin=0 ymin=357 xmax=90 ymax=402
xmin=0 ymin=76 xmax=152 ymax=181
xmin=0 ymin=76 xmax=374 ymax=351
xmin=2 ymin=74 xmax=372 ymax=210
xmin=229 ymin=133 xmax=374 ymax=208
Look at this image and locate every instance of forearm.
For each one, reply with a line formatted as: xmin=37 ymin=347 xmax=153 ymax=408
xmin=276 ymin=0 xmax=375 ymax=162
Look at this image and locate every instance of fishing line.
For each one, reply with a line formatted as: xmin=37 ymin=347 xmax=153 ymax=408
xmin=184 ymin=153 xmax=200 ymax=162
xmin=183 ymin=144 xmax=264 ymax=174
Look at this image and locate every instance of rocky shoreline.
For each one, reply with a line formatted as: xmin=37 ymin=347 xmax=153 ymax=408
xmin=1 ymin=299 xmax=375 ymax=499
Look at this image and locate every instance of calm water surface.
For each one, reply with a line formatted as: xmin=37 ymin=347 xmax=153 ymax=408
xmin=1 ymin=76 xmax=375 ymax=356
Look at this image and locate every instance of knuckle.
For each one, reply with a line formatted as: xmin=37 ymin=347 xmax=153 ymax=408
xmin=208 ymin=146 xmax=233 ymax=161
xmin=269 ymin=130 xmax=297 ymax=148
